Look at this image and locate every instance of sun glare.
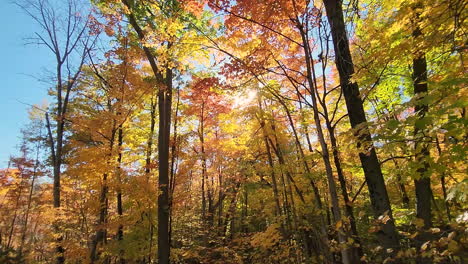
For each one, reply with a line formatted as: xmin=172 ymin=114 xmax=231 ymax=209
xmin=232 ymin=89 xmax=257 ymax=108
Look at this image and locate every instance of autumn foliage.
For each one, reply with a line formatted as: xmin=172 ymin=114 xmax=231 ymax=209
xmin=1 ymin=0 xmax=467 ymax=263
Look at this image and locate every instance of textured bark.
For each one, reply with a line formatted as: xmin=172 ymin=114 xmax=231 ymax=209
xmin=323 ymin=0 xmax=400 ymax=252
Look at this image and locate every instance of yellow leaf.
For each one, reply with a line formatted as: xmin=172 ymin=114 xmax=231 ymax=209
xmin=421 ymin=241 xmax=430 ymax=251
xmin=448 ymin=231 xmax=456 ymax=240
xmin=335 ymin=220 xmax=343 ymax=230
xmin=414 ymin=218 xmax=425 ymax=228
xmin=448 ymin=240 xmax=459 ymax=253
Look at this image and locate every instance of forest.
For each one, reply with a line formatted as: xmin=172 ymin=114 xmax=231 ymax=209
xmin=0 ymin=0 xmax=466 ymax=263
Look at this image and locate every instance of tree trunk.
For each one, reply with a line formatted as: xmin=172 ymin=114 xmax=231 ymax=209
xmin=200 ymin=101 xmax=208 ymax=222
xmin=256 ymin=97 xmax=283 ymax=218
xmin=157 ymin=67 xmax=172 ymax=264
xmin=412 ymin=35 xmax=432 ymax=231
xmin=122 ymin=4 xmax=173 ymax=262
xmin=327 ymin=123 xmax=364 ymax=260
xmin=90 ymin=107 xmax=118 ymax=263
xmin=323 ymin=0 xmax=400 ymax=252
xmin=435 ymin=137 xmax=451 ymax=221
xmin=392 ymin=158 xmax=410 ymax=208
xmin=297 ymin=21 xmax=353 ymax=264
xmin=45 ymin=112 xmax=65 ymax=264
xmin=116 ymin=124 xmax=125 ymax=264
xmin=411 ymin=6 xmax=433 ymax=263
xmin=217 ymin=166 xmax=224 ymax=233
xmin=20 ymin=136 xmax=41 ymax=255
xmin=169 ymin=86 xmax=181 ymax=247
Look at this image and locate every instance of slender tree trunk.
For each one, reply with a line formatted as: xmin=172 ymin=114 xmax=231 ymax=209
xmin=169 ymin=86 xmax=181 ymax=247
xmin=90 ymin=130 xmax=116 ymax=263
xmin=224 ymin=181 xmax=241 ymax=238
xmin=260 ymin=126 xmax=282 ymax=217
xmin=327 ymin=123 xmax=364 ymax=260
xmin=217 ymin=166 xmax=224 ymax=232
xmin=296 ymin=22 xmax=353 ymax=264
xmin=241 ymin=188 xmax=248 ymax=233
xmin=90 ymin=174 xmax=109 ymax=263
xmin=271 ymin=92 xmax=321 ymax=207
xmin=116 ymin=125 xmax=125 ymax=264
xmin=20 ymin=135 xmax=41 ymax=255
xmin=146 ymin=95 xmax=157 ymax=264
xmin=435 ymin=137 xmax=451 ymax=221
xmin=7 ymin=179 xmax=25 ymax=249
xmin=323 ymin=0 xmax=400 ymax=253
xmin=146 ymin=95 xmax=157 ymax=178
xmin=200 ymin=101 xmax=207 ymax=222
xmin=392 ymin=159 xmax=410 ymax=208
xmin=315 ymin=23 xmax=364 ymax=259
xmin=45 ymin=112 xmax=65 ymax=264
xmin=256 ymin=98 xmax=283 ymax=217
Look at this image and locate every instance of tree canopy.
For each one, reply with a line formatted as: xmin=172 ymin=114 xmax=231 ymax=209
xmin=0 ymin=0 xmax=466 ymax=263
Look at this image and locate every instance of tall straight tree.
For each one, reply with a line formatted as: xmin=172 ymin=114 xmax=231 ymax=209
xmin=100 ymin=1 xmax=214 ymax=262
xmin=411 ymin=3 xmax=433 ymax=264
xmin=18 ymin=0 xmax=94 ymax=262
xmin=411 ymin=2 xmax=432 ymax=231
xmin=322 ymin=0 xmax=400 ymax=252
xmin=121 ymin=1 xmax=173 ymax=262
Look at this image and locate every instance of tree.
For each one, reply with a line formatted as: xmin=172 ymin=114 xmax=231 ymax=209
xmin=18 ymin=0 xmax=95 ymax=262
xmin=323 ymin=0 xmax=401 ymax=253
xmin=3 ymin=0 xmax=467 ymax=263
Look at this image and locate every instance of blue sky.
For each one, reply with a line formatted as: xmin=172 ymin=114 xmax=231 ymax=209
xmin=0 ymin=1 xmax=53 ymax=167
